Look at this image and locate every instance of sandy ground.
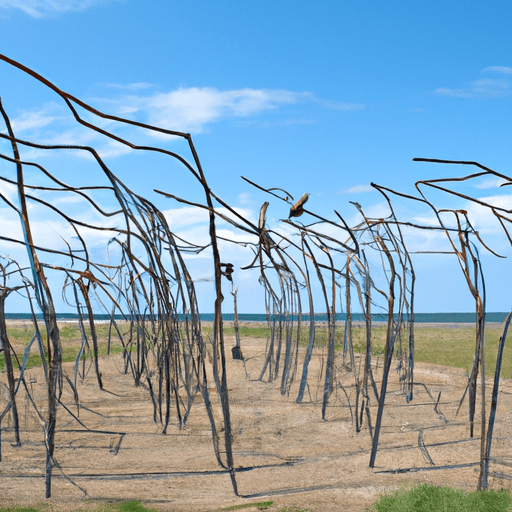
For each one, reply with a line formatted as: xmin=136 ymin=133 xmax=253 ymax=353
xmin=1 ymin=328 xmax=512 ymax=511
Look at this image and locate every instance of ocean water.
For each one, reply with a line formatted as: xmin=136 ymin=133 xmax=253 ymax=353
xmin=3 ymin=311 xmax=509 ymax=323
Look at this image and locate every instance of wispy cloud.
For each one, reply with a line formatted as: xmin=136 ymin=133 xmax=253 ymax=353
xmin=412 ymin=214 xmax=441 ymax=227
xmin=108 ymin=87 xmax=314 ymax=135
xmin=341 ymin=184 xmax=374 ymax=194
xmin=95 ymin=86 xmax=365 ymax=135
xmin=482 ymin=66 xmax=512 ymax=75
xmin=258 ymin=118 xmax=317 ymax=128
xmin=7 ymin=102 xmax=63 ymax=134
xmin=434 ymin=66 xmax=512 ymax=99
xmin=162 ymin=206 xmax=255 ymax=231
xmin=4 ymin=102 xmax=136 ymax=159
xmin=474 ymin=177 xmax=510 ymax=189
xmin=6 ymin=85 xmax=364 ymax=155
xmin=0 ymin=181 xmax=18 ymax=207
xmin=102 ymin=82 xmax=155 ymax=91
xmin=319 ymin=100 xmax=365 ymax=111
xmin=0 ymin=0 xmax=115 ymax=17
xmin=238 ymin=193 xmax=251 ymax=205
xmin=464 ymin=193 xmax=512 ymax=240
xmin=434 ymin=88 xmax=473 ymax=98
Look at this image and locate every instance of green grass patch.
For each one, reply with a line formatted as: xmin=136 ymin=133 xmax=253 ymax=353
xmin=412 ymin=325 xmax=511 ymax=379
xmin=220 ymin=501 xmax=274 ymax=510
xmin=0 ymin=322 xmax=133 ymax=372
xmin=339 ymin=324 xmax=512 ymax=379
xmin=203 ymin=325 xmax=272 ymax=339
xmin=3 ymin=320 xmax=512 ymax=379
xmin=0 ymin=501 xmax=158 ymax=512
xmin=220 ymin=324 xmax=346 ymax=352
xmin=0 ymin=341 xmax=131 ymax=372
xmin=0 ymin=507 xmax=42 ymax=512
xmin=370 ymin=483 xmax=512 ymax=511
xmin=114 ymin=501 xmax=159 ymax=512
xmin=275 ymin=507 xmax=310 ymax=512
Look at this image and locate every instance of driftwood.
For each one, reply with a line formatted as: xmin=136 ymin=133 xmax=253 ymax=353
xmin=0 ymin=54 xmax=512 ymax=496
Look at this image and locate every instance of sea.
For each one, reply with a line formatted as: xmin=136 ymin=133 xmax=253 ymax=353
xmin=2 ymin=312 xmax=510 ymax=323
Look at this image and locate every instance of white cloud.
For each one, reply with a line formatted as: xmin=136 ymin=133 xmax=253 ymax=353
xmin=9 ymin=103 xmax=62 ymax=134
xmin=89 ymin=139 xmax=133 ymax=159
xmin=238 ymin=193 xmax=251 ymax=205
xmin=4 ymin=103 xmax=136 ymax=160
xmin=102 ymin=82 xmax=154 ymax=91
xmin=402 ymin=192 xmax=512 ymax=256
xmin=399 ymin=222 xmax=452 ymax=254
xmin=6 ymin=103 xmax=83 ymax=141
xmin=482 ymin=66 xmax=512 ymax=75
xmin=259 ymin=118 xmax=317 ymax=128
xmin=473 ymin=193 xmax=512 ymax=211
xmin=163 ymin=206 xmax=209 ymax=229
xmin=0 ymin=207 xmax=22 ymax=237
xmin=319 ymin=100 xmax=365 ymax=111
xmin=341 ymin=184 xmax=374 ymax=194
xmin=130 ymin=87 xmax=312 ymax=134
xmin=460 ymin=194 xmax=512 ymax=254
xmin=0 ymin=0 xmax=114 ymax=17
xmin=343 ymin=200 xmax=391 ymax=229
xmin=162 ymin=205 xmax=256 ymax=231
xmin=51 ymin=194 xmax=88 ymax=205
xmin=412 ymin=215 xmax=441 ymax=227
xmin=96 ymin=86 xmax=364 ymax=136
xmin=6 ymin=85 xmax=364 ymax=157
xmin=471 ymin=78 xmax=509 ymax=93
xmin=434 ymin=88 xmax=473 ymax=98
xmin=435 ymin=80 xmax=509 ymax=98
xmin=474 ymin=177 xmax=510 ymax=190
xmin=0 ymin=180 xmax=18 ymax=206
xmin=434 ymin=67 xmax=512 ymax=99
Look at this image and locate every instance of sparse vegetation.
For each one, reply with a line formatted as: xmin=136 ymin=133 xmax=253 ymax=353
xmin=275 ymin=508 xmax=310 ymax=512
xmin=3 ymin=54 xmax=512 ymax=505
xmin=200 ymin=322 xmax=512 ymax=377
xmin=0 ymin=501 xmax=159 ymax=512
xmin=0 ymin=322 xmax=134 ymax=371
xmin=2 ymin=322 xmax=511 ymax=378
xmin=0 ymin=503 xmax=312 ymax=512
xmin=220 ymin=501 xmax=274 ymax=510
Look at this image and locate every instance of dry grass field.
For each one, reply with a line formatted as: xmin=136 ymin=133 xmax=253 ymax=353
xmin=1 ymin=321 xmax=512 ymax=511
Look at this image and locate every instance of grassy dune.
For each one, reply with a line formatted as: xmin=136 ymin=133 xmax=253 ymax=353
xmin=220 ymin=322 xmax=512 ymax=379
xmin=1 ymin=321 xmax=511 ymax=379
xmin=348 ymin=323 xmax=512 ymax=379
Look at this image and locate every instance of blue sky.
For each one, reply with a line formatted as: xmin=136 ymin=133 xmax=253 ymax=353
xmin=1 ymin=0 xmax=512 ymax=314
